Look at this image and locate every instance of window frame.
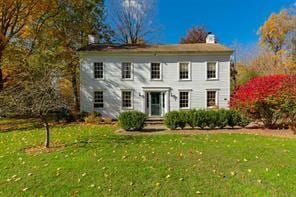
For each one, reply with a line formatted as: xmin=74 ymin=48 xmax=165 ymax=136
xmin=121 ymin=62 xmax=134 ymax=80
xmin=178 ymin=62 xmax=191 ymax=81
xmin=94 ymin=62 xmax=104 ymax=80
xmin=93 ymin=90 xmax=104 ymax=109
xmin=121 ymin=90 xmax=134 ymax=110
xmin=206 ymin=61 xmax=219 ymax=80
xmin=150 ymin=62 xmax=162 ymax=80
xmin=206 ymin=90 xmax=219 ymax=108
xmin=179 ymin=90 xmax=191 ymax=109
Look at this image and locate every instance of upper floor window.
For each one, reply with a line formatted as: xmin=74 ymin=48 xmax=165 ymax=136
xmin=207 ymin=90 xmax=217 ymax=108
xmin=179 ymin=91 xmax=190 ymax=109
xmin=122 ymin=90 xmax=133 ymax=109
xmin=94 ymin=91 xmax=104 ymax=108
xmin=151 ymin=63 xmax=161 ymax=80
xmin=94 ymin=62 xmax=104 ymax=79
xmin=121 ymin=62 xmax=133 ymax=80
xmin=207 ymin=62 xmax=218 ymax=80
xmin=179 ymin=62 xmax=190 ymax=80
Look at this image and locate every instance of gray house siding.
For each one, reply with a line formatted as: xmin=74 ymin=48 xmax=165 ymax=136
xmin=80 ymin=53 xmax=231 ymax=118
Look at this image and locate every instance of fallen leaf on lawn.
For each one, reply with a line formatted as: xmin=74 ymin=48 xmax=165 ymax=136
xmin=166 ymin=175 xmax=171 ymax=179
xmin=22 ymin=188 xmax=28 ymax=192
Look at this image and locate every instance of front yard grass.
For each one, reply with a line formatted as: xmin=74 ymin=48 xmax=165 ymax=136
xmin=0 ymin=119 xmax=295 ymax=196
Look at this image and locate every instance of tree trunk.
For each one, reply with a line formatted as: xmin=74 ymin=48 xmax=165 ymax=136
xmin=0 ymin=50 xmax=4 ymax=91
xmin=0 ymin=67 xmax=3 ymax=91
xmin=42 ymin=116 xmax=50 ymax=148
xmin=70 ymin=63 xmax=80 ymax=113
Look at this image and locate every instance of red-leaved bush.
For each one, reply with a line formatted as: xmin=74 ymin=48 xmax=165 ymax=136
xmin=230 ymin=75 xmax=296 ymax=130
xmin=230 ymin=75 xmax=286 ymax=109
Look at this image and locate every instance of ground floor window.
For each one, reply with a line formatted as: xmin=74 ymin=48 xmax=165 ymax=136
xmin=122 ymin=91 xmax=132 ymax=108
xmin=94 ymin=91 xmax=104 ymax=108
xmin=179 ymin=91 xmax=189 ymax=109
xmin=207 ymin=90 xmax=217 ymax=108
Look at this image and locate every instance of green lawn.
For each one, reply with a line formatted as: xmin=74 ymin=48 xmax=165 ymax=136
xmin=0 ymin=119 xmax=295 ymax=196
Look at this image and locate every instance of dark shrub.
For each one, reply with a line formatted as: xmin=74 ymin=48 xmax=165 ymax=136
xmin=238 ymin=114 xmax=251 ymax=128
xmin=118 ymin=111 xmax=147 ymax=131
xmin=164 ymin=111 xmax=179 ymax=130
xmin=206 ymin=110 xmax=219 ymax=129
xmin=178 ymin=110 xmax=188 ymax=129
xmin=195 ymin=109 xmax=208 ymax=129
xmin=187 ymin=109 xmax=197 ymax=128
xmin=227 ymin=110 xmax=242 ymax=128
xmin=216 ymin=109 xmax=229 ymax=129
xmin=50 ymin=107 xmax=75 ymax=122
xmin=79 ymin=111 xmax=89 ymax=122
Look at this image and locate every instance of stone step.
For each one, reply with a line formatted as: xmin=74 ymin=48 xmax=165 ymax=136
xmin=145 ymin=118 xmax=164 ymax=125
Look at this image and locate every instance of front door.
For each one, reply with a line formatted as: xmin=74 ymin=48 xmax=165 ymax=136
xmin=150 ymin=92 xmax=161 ymax=116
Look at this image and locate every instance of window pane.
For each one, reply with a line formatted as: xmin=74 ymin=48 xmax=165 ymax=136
xmin=207 ymin=91 xmax=216 ymax=107
xmin=207 ymin=62 xmax=216 ymax=79
xmin=179 ymin=92 xmax=189 ymax=108
xmin=94 ymin=91 xmax=104 ymax=108
xmin=94 ymin=62 xmax=104 ymax=79
xmin=151 ymin=63 xmax=161 ymax=79
xmin=122 ymin=62 xmax=132 ymax=79
xmin=180 ymin=63 xmax=189 ymax=79
xmin=122 ymin=91 xmax=132 ymax=108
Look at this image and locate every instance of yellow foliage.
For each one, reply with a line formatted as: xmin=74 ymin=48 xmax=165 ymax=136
xmin=259 ymin=10 xmax=296 ymax=54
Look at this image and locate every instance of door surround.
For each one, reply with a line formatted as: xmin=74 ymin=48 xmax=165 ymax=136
xmin=142 ymin=87 xmax=170 ymax=117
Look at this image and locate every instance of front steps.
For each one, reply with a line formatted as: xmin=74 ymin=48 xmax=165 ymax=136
xmin=145 ymin=117 xmax=164 ymax=126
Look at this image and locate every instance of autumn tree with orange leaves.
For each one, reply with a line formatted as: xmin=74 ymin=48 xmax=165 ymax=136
xmin=0 ymin=0 xmax=56 ymax=90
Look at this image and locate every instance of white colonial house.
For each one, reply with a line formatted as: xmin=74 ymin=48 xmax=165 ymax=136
xmin=78 ymin=35 xmax=233 ymax=119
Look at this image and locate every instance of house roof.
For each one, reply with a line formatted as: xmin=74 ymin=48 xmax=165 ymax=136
xmin=77 ymin=43 xmax=234 ymax=54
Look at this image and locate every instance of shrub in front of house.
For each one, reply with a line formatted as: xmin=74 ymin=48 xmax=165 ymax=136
xmin=187 ymin=109 xmax=197 ymax=128
xmin=230 ymin=75 xmax=296 ymax=129
xmin=216 ymin=109 xmax=229 ymax=129
xmin=164 ymin=111 xmax=180 ymax=130
xmin=165 ymin=109 xmax=250 ymax=130
xmin=118 ymin=111 xmax=147 ymax=131
xmin=195 ymin=109 xmax=209 ymax=129
xmin=178 ymin=110 xmax=188 ymax=129
xmin=226 ymin=110 xmax=250 ymax=128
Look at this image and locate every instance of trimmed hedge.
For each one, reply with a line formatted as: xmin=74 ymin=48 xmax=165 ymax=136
xmin=118 ymin=111 xmax=147 ymax=131
xmin=164 ymin=109 xmax=250 ymax=130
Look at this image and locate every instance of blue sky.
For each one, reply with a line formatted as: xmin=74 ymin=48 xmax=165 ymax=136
xmin=154 ymin=0 xmax=294 ymax=45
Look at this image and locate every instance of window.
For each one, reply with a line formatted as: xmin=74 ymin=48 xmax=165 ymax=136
xmin=207 ymin=62 xmax=217 ymax=79
xmin=179 ymin=62 xmax=190 ymax=80
xmin=122 ymin=91 xmax=132 ymax=108
xmin=207 ymin=90 xmax=217 ymax=108
xmin=179 ymin=91 xmax=189 ymax=109
xmin=151 ymin=63 xmax=161 ymax=80
xmin=94 ymin=91 xmax=104 ymax=108
xmin=94 ymin=62 xmax=104 ymax=79
xmin=122 ymin=62 xmax=132 ymax=79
